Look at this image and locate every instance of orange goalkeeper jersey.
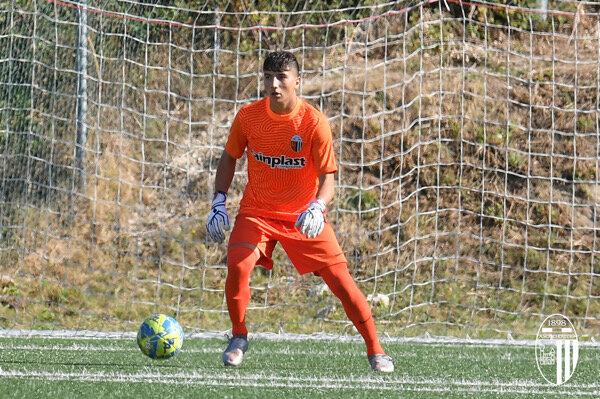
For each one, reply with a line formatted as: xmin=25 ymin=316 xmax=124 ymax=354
xmin=225 ymin=97 xmax=338 ymax=222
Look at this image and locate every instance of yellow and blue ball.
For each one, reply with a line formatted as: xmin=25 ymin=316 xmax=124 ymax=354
xmin=137 ymin=314 xmax=184 ymax=359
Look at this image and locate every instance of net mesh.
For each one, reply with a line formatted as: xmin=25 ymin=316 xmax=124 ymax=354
xmin=1 ymin=0 xmax=599 ymax=339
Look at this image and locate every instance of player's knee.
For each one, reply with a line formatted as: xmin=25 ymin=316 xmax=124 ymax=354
xmin=320 ymin=263 xmax=355 ymax=294
xmin=227 ymin=244 xmax=258 ymax=278
xmin=319 ymin=262 xmax=350 ymax=283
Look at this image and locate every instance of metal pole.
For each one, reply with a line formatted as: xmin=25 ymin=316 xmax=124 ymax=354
xmin=76 ymin=0 xmax=88 ymax=190
xmin=539 ymin=0 xmax=548 ymax=22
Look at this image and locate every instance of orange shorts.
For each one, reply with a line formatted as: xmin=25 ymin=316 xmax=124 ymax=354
xmin=228 ymin=213 xmax=347 ymax=275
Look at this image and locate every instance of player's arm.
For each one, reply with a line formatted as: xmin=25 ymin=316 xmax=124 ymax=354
xmin=206 ymin=151 xmax=237 ymax=243
xmin=295 ymin=172 xmax=334 ymax=238
xmin=206 ymin=107 xmax=246 ymax=243
xmin=315 ymin=172 xmax=335 ymax=206
xmin=214 ymin=150 xmax=237 ymax=194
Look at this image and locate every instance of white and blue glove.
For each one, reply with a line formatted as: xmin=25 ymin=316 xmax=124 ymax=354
xmin=295 ymin=199 xmax=327 ymax=238
xmin=206 ymin=191 xmax=230 ymax=243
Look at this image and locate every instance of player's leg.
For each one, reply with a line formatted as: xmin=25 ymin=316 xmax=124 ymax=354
xmin=317 ymin=262 xmax=394 ymax=372
xmin=279 ymin=221 xmax=394 ymax=372
xmin=223 ymin=243 xmax=257 ymax=366
xmin=223 ymin=215 xmax=278 ymax=366
xmin=317 ymin=262 xmax=383 ymax=356
xmin=226 ymin=244 xmax=259 ymax=337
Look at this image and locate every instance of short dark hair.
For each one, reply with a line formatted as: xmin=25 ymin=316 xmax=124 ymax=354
xmin=263 ymin=51 xmax=300 ymax=74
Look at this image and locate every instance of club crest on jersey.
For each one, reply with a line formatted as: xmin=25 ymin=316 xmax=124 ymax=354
xmin=290 ymin=135 xmax=303 ymax=152
xmin=250 ymin=147 xmax=306 ymax=169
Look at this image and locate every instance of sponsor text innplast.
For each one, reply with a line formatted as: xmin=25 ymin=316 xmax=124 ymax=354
xmin=251 ymin=148 xmax=306 ymax=169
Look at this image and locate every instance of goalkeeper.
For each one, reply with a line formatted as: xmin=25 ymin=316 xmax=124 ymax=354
xmin=206 ymin=51 xmax=393 ymax=373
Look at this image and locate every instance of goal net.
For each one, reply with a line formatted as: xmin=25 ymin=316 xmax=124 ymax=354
xmin=1 ymin=0 xmax=599 ymax=340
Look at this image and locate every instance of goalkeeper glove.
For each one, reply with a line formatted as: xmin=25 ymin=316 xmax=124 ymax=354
xmin=295 ymin=199 xmax=327 ymax=238
xmin=206 ymin=191 xmax=230 ymax=243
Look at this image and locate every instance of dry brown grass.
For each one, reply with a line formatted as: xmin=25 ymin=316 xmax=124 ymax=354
xmin=2 ymin=6 xmax=599 ymax=339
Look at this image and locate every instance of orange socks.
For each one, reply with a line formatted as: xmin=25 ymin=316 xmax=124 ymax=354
xmin=226 ymin=247 xmax=384 ymax=357
xmin=318 ymin=263 xmax=385 ymax=357
xmin=225 ymin=245 xmax=258 ymax=337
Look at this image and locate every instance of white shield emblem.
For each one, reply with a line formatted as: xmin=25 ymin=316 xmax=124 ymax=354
xmin=536 ymin=314 xmax=578 ymax=385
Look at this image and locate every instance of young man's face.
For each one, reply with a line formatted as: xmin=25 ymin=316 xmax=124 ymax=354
xmin=263 ymin=67 xmax=300 ymax=114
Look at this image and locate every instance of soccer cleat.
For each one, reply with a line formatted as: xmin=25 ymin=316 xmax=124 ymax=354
xmin=223 ymin=334 xmax=249 ymax=367
xmin=369 ymin=354 xmax=394 ymax=373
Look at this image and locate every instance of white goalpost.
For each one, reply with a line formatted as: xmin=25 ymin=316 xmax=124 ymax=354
xmin=0 ymin=0 xmax=598 ymax=340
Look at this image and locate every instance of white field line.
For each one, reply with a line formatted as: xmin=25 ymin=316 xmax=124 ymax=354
xmin=1 ymin=342 xmax=597 ymax=361
xmin=0 ymin=343 xmax=219 ymax=353
xmin=1 ymin=329 xmax=598 ymax=347
xmin=0 ymin=342 xmax=572 ymax=360
xmin=0 ymin=343 xmax=337 ymax=356
xmin=0 ymin=368 xmax=598 ymax=395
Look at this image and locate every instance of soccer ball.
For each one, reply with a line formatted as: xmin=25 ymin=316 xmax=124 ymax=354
xmin=137 ymin=314 xmax=184 ymax=359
